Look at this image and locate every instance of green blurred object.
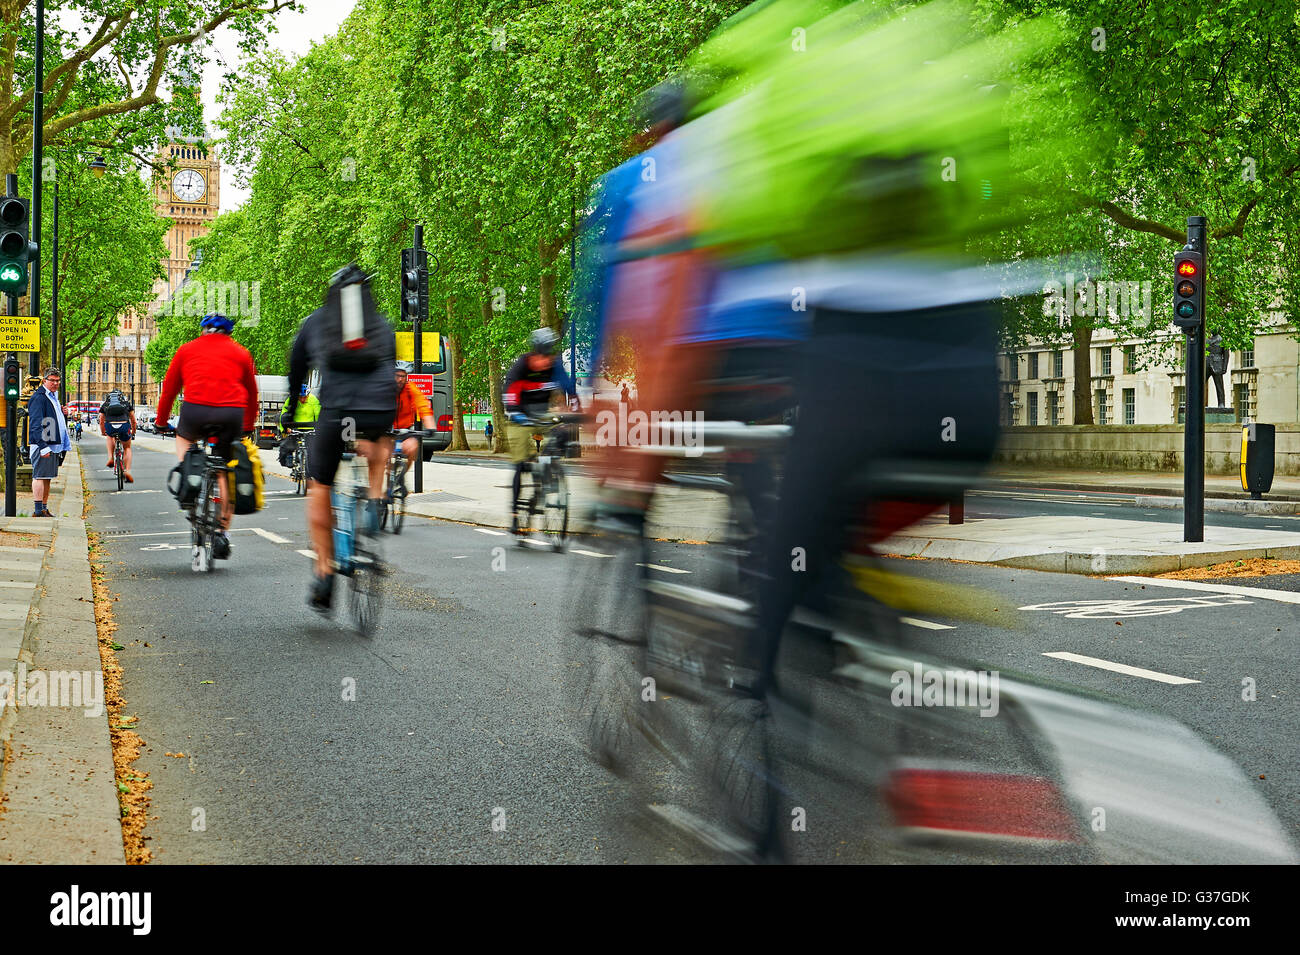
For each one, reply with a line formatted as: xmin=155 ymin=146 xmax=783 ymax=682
xmin=687 ymin=0 xmax=1098 ymax=261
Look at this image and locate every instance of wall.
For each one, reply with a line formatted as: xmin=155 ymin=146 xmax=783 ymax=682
xmin=995 ymin=424 xmax=1300 ymax=474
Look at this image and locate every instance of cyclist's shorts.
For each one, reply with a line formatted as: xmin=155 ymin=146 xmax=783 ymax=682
xmin=309 ymin=408 xmax=392 ymax=485
xmin=105 ymin=420 xmax=132 ymax=441
xmin=177 ymin=402 xmax=244 ymax=459
xmin=508 ymin=422 xmax=541 ymax=464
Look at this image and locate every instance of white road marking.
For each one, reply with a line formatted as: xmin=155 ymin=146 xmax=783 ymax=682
xmin=451 ymin=555 xmax=468 ymax=559
xmin=901 ymin=617 xmax=955 ymax=630
xmin=476 ymin=528 xmax=507 ymax=537
xmin=297 ymin=549 xmax=317 ymax=559
xmin=112 ymin=530 xmax=189 ymax=538
xmin=1042 ymin=651 xmax=1200 ymax=685
xmin=250 ymin=528 xmax=291 ymax=544
xmin=1108 ymin=574 xmax=1300 ymax=605
xmin=573 ymin=549 xmax=613 ymax=559
xmin=637 ymin=563 xmax=690 ymax=575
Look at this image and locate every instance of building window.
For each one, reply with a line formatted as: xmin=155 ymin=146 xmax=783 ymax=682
xmin=1240 ymin=345 xmax=1254 ymax=369
xmin=1124 ymin=344 xmax=1136 ymax=374
xmin=1047 ymin=391 xmax=1059 ymax=426
xmin=128 ymin=363 xmax=135 ymax=382
xmin=1028 ymin=352 xmax=1039 ymax=379
xmin=102 ymin=360 xmax=108 ymax=379
xmin=1175 ymin=385 xmax=1186 ymax=424
xmin=1027 ymin=391 xmax=1039 ymax=426
xmin=1096 ymin=389 xmax=1108 ymax=425
xmin=1006 ymin=353 xmax=1018 ymax=382
xmin=1100 ymin=348 xmax=1111 ymax=376
xmin=1052 ymin=350 xmax=1064 ymax=378
xmin=1236 ymin=382 xmax=1251 ymax=422
xmin=1123 ymin=388 xmax=1135 ymax=425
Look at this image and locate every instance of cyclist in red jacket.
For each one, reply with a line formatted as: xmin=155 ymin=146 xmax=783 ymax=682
xmin=155 ymin=314 xmax=260 ymax=559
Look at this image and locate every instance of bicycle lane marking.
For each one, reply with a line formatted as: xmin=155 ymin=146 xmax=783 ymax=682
xmin=1040 ymin=652 xmax=1200 ymax=685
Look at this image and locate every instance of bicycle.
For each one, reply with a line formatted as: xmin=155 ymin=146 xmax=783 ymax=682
xmin=287 ymin=428 xmax=313 ymax=496
xmin=113 ymin=436 xmax=125 ymax=491
xmin=379 ymin=428 xmax=425 ymax=535
xmin=178 ymin=430 xmax=231 ymax=573
xmin=512 ymin=412 xmax=583 ymax=552
xmin=330 ymin=440 xmax=385 ymax=634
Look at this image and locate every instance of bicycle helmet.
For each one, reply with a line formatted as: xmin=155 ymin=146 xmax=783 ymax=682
xmin=395 ymin=360 xmax=414 ymax=374
xmin=530 ymin=327 xmax=559 ymax=354
xmin=200 ymin=313 xmax=234 ymax=333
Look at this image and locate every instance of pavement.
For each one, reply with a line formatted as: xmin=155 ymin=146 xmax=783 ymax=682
xmin=0 ymin=443 xmax=123 ymax=864
xmin=126 ymin=431 xmax=1300 ymax=576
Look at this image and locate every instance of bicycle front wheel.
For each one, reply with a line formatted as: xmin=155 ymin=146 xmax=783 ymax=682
xmin=115 ymin=452 xmax=124 ymax=491
xmin=350 ymin=546 xmax=384 ymax=634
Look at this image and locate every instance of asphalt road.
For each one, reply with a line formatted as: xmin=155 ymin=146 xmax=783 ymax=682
xmin=85 ymin=436 xmax=1298 ymax=863
xmin=966 ymin=488 xmax=1300 ymax=529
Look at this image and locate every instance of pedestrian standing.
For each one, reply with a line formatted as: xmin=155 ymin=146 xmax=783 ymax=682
xmin=28 ymin=367 xmax=71 ymax=518
xmin=484 ymin=419 xmax=494 ymax=449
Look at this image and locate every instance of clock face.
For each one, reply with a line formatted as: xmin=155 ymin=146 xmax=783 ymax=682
xmin=172 ymin=168 xmax=206 ymax=202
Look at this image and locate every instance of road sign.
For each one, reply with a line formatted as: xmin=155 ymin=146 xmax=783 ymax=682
xmin=0 ymin=315 xmax=38 ymax=351
xmin=396 ymin=331 xmax=440 ymax=363
xmin=408 ymin=373 xmax=434 ymax=400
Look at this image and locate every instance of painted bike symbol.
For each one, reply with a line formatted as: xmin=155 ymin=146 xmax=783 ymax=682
xmin=1019 ymin=594 xmax=1252 ymax=619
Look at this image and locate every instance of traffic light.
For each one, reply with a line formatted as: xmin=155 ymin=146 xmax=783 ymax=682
xmin=1172 ymin=248 xmax=1204 ymax=329
xmin=3 ymin=358 xmax=20 ymax=400
xmin=0 ymin=197 xmax=32 ymax=295
xmin=400 ymin=246 xmax=428 ymax=326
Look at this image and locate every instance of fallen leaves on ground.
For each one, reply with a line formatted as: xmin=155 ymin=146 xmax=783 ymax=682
xmin=1157 ymin=557 xmax=1300 ymax=579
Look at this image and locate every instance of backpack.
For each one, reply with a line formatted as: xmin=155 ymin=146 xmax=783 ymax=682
xmin=226 ymin=437 xmax=264 ymax=515
xmin=103 ymin=392 xmax=129 ymax=417
xmin=317 ymin=271 xmax=391 ymax=373
xmin=167 ymin=445 xmax=206 ymax=506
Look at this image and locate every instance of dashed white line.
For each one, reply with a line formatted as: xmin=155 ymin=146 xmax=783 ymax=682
xmin=297 ymin=549 xmax=317 ymax=559
xmin=572 ymin=549 xmax=613 ymax=559
xmin=637 ymin=562 xmax=690 ymax=575
xmin=250 ymin=528 xmax=291 ymax=544
xmin=901 ymin=617 xmax=955 ymax=631
xmin=1042 ymin=651 xmax=1200 ymax=685
xmin=476 ymin=528 xmax=507 ymax=537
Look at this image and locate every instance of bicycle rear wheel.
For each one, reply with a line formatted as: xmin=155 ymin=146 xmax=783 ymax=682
xmin=390 ymin=484 xmax=406 ymax=534
xmin=296 ymin=453 xmax=307 ymax=495
xmin=544 ymin=466 xmax=569 ymax=551
xmin=115 ymin=448 xmax=124 ymax=491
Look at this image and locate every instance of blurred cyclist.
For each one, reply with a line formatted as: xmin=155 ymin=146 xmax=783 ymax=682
xmin=278 ymin=382 xmax=321 ymax=467
xmin=503 ymin=327 xmax=577 ymax=535
xmin=155 ymin=313 xmax=260 ymax=560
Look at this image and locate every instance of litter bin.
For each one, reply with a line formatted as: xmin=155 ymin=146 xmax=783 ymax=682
xmin=1240 ymin=422 xmax=1275 ymax=499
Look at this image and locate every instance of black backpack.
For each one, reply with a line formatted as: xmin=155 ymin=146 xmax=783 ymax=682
xmin=103 ymin=392 xmax=129 ymax=417
xmin=317 ymin=269 xmax=391 ymax=373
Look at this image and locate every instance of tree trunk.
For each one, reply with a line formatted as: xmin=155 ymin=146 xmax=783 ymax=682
xmin=1071 ymin=316 xmax=1094 ymax=425
xmin=447 ymin=322 xmax=470 ymax=452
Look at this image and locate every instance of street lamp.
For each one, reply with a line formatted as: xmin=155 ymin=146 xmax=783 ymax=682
xmin=88 ymin=155 xmax=107 ymax=177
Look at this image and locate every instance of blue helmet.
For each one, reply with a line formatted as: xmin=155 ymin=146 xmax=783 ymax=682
xmin=200 ymin=313 xmax=234 ymax=333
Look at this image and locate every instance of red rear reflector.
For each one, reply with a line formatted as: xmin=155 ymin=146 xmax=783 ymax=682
xmin=884 ymin=768 xmax=1081 ymax=843
xmin=344 ymin=338 xmax=367 ymax=350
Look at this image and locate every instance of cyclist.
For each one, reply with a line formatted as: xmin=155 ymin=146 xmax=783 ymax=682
xmin=278 ymin=382 xmax=321 ymax=468
xmin=391 ymin=360 xmax=436 ymax=490
xmin=98 ymin=388 xmax=137 ymax=483
xmin=155 ymin=313 xmax=260 ymax=561
xmin=281 ymin=265 xmax=397 ymax=613
xmin=503 ymin=327 xmax=577 ymax=535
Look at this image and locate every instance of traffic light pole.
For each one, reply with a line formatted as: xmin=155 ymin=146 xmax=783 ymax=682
xmin=4 ymin=174 xmax=17 ymax=517
xmin=411 ymin=224 xmax=424 ymax=494
xmin=1183 ymin=216 xmax=1208 ymax=543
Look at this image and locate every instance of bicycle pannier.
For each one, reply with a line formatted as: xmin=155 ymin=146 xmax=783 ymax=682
xmin=226 ymin=437 xmax=265 ymax=515
xmin=167 ymin=445 xmax=206 ymax=506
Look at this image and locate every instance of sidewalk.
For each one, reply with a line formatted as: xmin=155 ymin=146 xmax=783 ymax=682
xmin=0 ymin=445 xmax=123 ymax=864
xmin=985 ymin=466 xmax=1300 ymax=513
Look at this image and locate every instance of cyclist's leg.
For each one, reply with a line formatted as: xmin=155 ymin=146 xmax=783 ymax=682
xmin=105 ymin=433 xmax=116 ymax=468
xmin=307 ymin=414 xmax=346 ymax=579
xmin=122 ymin=436 xmax=134 ymax=480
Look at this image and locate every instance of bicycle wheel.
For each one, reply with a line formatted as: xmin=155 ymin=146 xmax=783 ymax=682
xmin=544 ymin=465 xmax=569 ymax=551
xmin=350 ymin=506 xmax=383 ymax=633
xmin=191 ymin=474 xmax=213 ymax=572
xmin=390 ymin=481 xmax=406 ymax=535
xmin=296 ymin=453 xmax=307 ymax=495
xmin=115 ymin=447 xmax=124 ymax=491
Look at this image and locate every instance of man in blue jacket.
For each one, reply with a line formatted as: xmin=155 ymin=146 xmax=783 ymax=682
xmin=27 ymin=367 xmax=71 ymax=518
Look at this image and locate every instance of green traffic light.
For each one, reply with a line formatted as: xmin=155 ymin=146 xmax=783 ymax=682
xmin=0 ymin=264 xmax=22 ymax=283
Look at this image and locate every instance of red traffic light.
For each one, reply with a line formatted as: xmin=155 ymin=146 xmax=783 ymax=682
xmin=1177 ymin=260 xmax=1198 ymax=277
